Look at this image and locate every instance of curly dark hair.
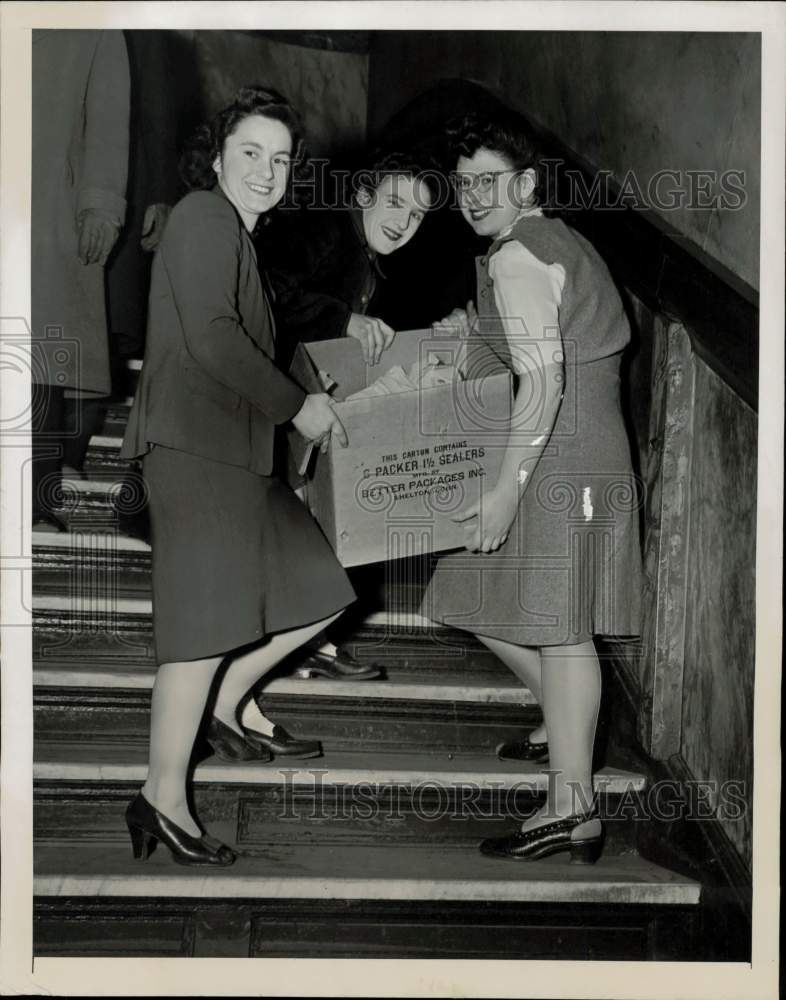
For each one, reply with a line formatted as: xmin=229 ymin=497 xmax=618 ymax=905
xmin=447 ymin=110 xmax=549 ymax=207
xmin=179 ymin=85 xmax=306 ymax=192
xmin=354 ymin=148 xmax=444 ymax=211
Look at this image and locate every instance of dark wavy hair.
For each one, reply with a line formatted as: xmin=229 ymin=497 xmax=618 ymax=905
xmin=179 ymin=85 xmax=306 ymax=192
xmin=447 ymin=110 xmax=549 ymax=208
xmin=354 ymin=148 xmax=442 ymax=210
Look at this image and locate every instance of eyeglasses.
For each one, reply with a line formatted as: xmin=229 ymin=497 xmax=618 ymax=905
xmin=451 ymin=170 xmax=518 ymax=195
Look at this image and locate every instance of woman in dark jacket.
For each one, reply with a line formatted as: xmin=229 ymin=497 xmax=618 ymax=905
xmin=120 ymin=86 xmax=356 ymax=867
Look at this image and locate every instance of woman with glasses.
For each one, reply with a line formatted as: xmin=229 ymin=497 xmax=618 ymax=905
xmin=120 ymin=86 xmax=356 ymax=867
xmin=423 ymin=111 xmax=642 ymax=863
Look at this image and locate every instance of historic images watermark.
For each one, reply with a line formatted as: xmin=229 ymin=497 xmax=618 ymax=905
xmin=279 ymin=160 xmax=749 ymax=214
xmin=273 ymin=770 xmax=749 ymax=825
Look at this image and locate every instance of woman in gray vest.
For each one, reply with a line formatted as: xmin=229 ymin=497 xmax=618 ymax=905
xmin=120 ymin=87 xmax=356 ymax=867
xmin=423 ymin=111 xmax=642 ymax=863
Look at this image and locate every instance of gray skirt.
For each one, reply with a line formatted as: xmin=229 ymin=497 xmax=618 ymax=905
xmin=143 ymin=445 xmax=356 ymax=662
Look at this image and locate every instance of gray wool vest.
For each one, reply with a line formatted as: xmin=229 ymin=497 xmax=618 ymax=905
xmin=473 ymin=213 xmax=630 ymax=372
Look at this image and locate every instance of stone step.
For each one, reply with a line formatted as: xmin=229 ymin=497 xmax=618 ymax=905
xmin=32 ymin=601 xmax=519 ymax=688
xmin=33 ymin=741 xmax=646 ymax=795
xmin=83 ymin=435 xmax=134 ymax=476
xmin=34 ymin=683 xmax=536 ymax=754
xmin=102 ymin=401 xmax=133 ymax=438
xmin=39 ymin=472 xmax=148 ymax=535
xmin=33 ymin=526 xmax=152 ymax=597
xmin=35 ymin=776 xmax=637 ymax=854
xmin=34 ymin=739 xmax=648 ymax=863
xmin=32 ymin=597 xmax=511 ymax=676
xmin=34 ymin=825 xmax=701 ymax=958
xmin=33 ymin=521 xmax=431 ymax=610
xmin=34 ymin=829 xmax=699 ymax=908
xmin=32 ymin=592 xmax=543 ymax=752
xmin=34 ymin=891 xmax=702 ymax=959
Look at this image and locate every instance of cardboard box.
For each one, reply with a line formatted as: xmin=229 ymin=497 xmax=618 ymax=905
xmin=288 ymin=329 xmax=513 ymax=567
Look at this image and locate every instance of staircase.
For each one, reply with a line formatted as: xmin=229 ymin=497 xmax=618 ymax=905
xmin=33 ymin=370 xmax=701 ymax=959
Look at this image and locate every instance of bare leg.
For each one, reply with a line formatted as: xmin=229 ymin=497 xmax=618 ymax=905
xmin=476 ymin=635 xmax=546 ymax=743
xmin=525 ymin=639 xmax=602 ymax=838
xmin=141 ymin=655 xmax=224 ymax=836
xmin=213 ymin=611 xmax=344 ymax=735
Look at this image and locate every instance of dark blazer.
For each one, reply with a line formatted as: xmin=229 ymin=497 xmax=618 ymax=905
xmin=121 ymin=187 xmax=306 ymax=476
xmin=260 ymin=207 xmax=379 ymax=369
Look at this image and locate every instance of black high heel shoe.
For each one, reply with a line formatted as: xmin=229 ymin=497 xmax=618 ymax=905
xmin=480 ymin=809 xmax=603 ymax=864
xmin=205 ymin=716 xmax=273 ymax=763
xmin=497 ymin=733 xmax=550 ymax=763
xmin=125 ymin=793 xmax=236 ymax=867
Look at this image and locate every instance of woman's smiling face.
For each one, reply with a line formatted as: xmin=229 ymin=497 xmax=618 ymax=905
xmin=213 ymin=114 xmax=293 ymax=229
xmin=455 ymin=147 xmax=531 ymax=238
xmin=359 ymin=173 xmax=432 ymax=255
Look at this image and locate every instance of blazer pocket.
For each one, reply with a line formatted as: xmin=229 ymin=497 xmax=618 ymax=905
xmin=182 ymin=364 xmax=241 ymax=410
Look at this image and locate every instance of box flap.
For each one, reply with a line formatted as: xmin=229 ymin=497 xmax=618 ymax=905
xmin=289 ymin=341 xmax=325 ymax=396
xmin=298 ymin=338 xmax=368 ymax=399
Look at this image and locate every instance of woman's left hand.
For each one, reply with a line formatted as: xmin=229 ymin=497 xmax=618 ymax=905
xmin=452 ymin=484 xmax=519 ymax=553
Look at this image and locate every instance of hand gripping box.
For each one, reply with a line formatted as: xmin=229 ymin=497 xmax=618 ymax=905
xmin=288 ymin=328 xmax=512 ymax=567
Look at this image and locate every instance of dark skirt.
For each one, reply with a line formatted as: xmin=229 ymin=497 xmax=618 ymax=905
xmin=143 ymin=445 xmax=356 ymax=662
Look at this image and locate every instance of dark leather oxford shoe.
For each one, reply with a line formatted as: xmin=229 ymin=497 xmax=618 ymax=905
xmin=241 ymin=723 xmax=322 ymax=759
xmin=293 ymin=648 xmax=384 ymax=681
xmin=206 ymin=716 xmax=273 ymax=763
xmin=480 ymin=811 xmax=602 ymax=864
xmin=496 ymin=734 xmax=550 ymax=763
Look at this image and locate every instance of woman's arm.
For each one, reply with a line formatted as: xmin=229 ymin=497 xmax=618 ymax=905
xmin=161 ymin=194 xmax=306 ymax=425
xmin=453 ymin=239 xmax=565 ymax=552
xmin=265 ymin=214 xmax=354 ymax=341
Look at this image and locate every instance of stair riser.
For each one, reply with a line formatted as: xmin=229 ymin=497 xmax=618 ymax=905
xmin=34 ymin=689 xmax=535 ymax=753
xmin=102 ymin=407 xmax=132 ymax=438
xmin=34 ymin=783 xmax=635 ymax=853
xmin=33 ymin=615 xmax=518 ymax=682
xmin=49 ymin=468 xmax=147 ymax=518
xmin=34 ymin=555 xmax=152 ymax=599
xmin=34 ymin=619 xmax=157 ymax=670
xmin=34 ymin=559 xmax=430 ymax=612
xmin=84 ymin=447 xmax=135 ymax=476
xmin=33 ymin=897 xmax=698 ymax=959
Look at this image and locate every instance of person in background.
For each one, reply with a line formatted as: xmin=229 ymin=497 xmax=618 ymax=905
xmin=259 ymin=151 xmax=436 ymax=680
xmin=120 ymin=86 xmax=357 ymax=867
xmin=423 ymin=110 xmax=642 ymax=863
xmin=31 ymin=29 xmax=130 ymax=529
xmin=106 ymin=30 xmax=191 ymax=365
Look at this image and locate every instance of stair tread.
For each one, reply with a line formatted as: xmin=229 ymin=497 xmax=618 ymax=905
xmin=89 ymin=435 xmax=124 ymax=449
xmin=33 ymin=593 xmax=432 ymax=626
xmin=34 ymin=741 xmax=645 ymax=791
xmin=34 ymin=660 xmax=532 ymax=703
xmin=33 ymin=529 xmax=151 ymax=552
xmin=33 ymin=838 xmax=699 ymax=905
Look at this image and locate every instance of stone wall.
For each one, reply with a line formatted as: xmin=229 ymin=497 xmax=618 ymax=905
xmin=368 ymin=31 xmax=760 ymax=289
